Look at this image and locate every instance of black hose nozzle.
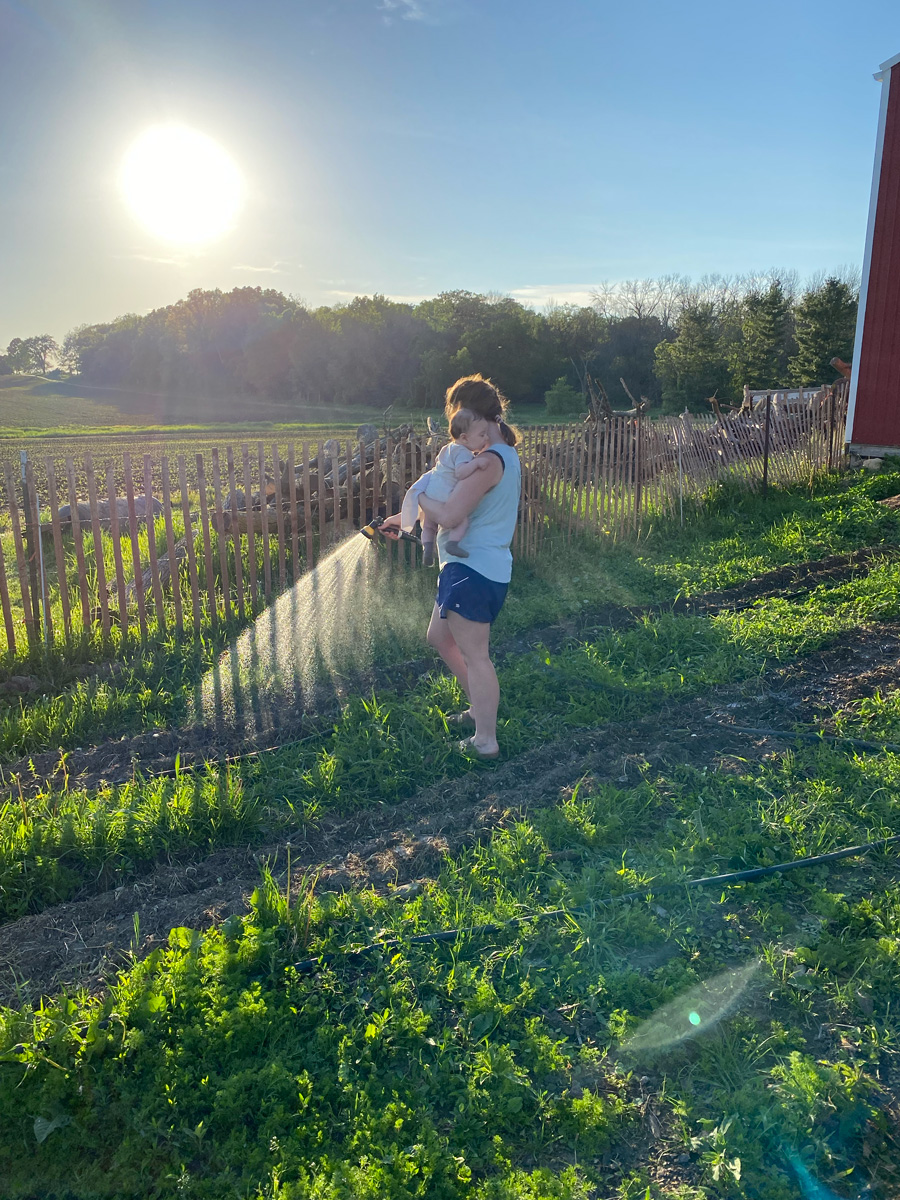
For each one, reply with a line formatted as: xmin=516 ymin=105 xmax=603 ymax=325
xmin=359 ymin=515 xmax=421 ymax=545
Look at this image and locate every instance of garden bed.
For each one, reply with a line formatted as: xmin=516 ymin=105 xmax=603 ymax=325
xmin=1 ymin=469 xmax=900 ymax=1199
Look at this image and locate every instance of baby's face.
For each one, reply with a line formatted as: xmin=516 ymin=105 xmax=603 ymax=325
xmin=458 ymin=419 xmax=491 ymax=453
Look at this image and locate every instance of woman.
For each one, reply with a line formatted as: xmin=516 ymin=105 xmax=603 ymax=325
xmin=382 ymin=374 xmax=521 ymax=759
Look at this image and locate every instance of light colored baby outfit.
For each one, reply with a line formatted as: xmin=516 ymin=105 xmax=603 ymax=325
xmin=400 ymin=441 xmax=474 ymax=530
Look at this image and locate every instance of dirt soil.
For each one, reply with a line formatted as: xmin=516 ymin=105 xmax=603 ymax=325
xmin=2 ymin=609 xmax=898 ymax=1008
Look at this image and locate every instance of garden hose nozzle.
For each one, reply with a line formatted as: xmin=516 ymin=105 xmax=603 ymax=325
xmin=359 ymin=515 xmax=421 ymax=545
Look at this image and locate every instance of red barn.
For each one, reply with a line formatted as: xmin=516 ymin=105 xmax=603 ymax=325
xmin=847 ymin=50 xmax=900 ymax=459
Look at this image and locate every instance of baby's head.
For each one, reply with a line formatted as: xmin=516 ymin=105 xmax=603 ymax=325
xmin=449 ymin=407 xmax=490 ymax=453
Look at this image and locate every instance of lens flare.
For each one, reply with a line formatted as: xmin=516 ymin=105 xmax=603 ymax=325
xmin=119 ymin=124 xmax=245 ymax=245
xmin=785 ymin=1149 xmax=843 ymax=1199
xmin=617 ymin=961 xmax=761 ymax=1060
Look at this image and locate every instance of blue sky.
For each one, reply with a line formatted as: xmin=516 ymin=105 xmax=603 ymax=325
xmin=2 ymin=0 xmax=899 ymax=347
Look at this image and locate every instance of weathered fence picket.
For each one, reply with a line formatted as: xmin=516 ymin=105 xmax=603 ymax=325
xmin=257 ymin=442 xmax=272 ymax=603
xmin=210 ymin=449 xmax=230 ymax=625
xmin=242 ymin=444 xmax=258 ymax=612
xmin=106 ymin=463 xmax=128 ymax=634
xmin=143 ymin=455 xmax=166 ymax=632
xmin=45 ymin=461 xmax=71 ymax=641
xmin=195 ymin=452 xmax=217 ymax=630
xmin=84 ymin=454 xmax=108 ymax=638
xmin=161 ymin=457 xmax=183 ymax=633
xmin=177 ymin=455 xmax=202 ymax=634
xmin=0 ymin=532 xmax=15 ymax=654
xmin=273 ymin=442 xmax=287 ymax=589
xmin=65 ymin=457 xmax=92 ymax=635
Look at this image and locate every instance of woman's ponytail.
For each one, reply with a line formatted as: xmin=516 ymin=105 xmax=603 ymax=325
xmin=498 ymin=419 xmax=518 ymax=447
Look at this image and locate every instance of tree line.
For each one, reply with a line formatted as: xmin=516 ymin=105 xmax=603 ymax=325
xmin=1 ymin=271 xmax=858 ymax=418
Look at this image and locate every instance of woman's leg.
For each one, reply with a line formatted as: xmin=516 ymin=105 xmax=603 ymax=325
xmin=426 ymin=604 xmax=471 ymax=702
xmin=446 ymin=612 xmax=499 ymax=754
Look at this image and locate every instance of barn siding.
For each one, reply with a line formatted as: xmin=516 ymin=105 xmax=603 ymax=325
xmin=849 ymin=59 xmax=900 ymax=453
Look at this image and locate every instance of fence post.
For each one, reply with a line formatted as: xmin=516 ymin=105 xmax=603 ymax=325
xmin=0 ymin=533 xmax=15 ymax=655
xmin=828 ymin=385 xmax=837 ymax=471
xmin=761 ymin=391 xmax=772 ymax=498
xmin=634 ymin=413 xmax=643 ymax=529
xmin=20 ymin=452 xmax=46 ymax=643
xmin=4 ymin=461 xmax=36 ymax=649
xmin=46 ymin=461 xmax=72 ymax=642
xmin=677 ymin=420 xmax=684 ymax=527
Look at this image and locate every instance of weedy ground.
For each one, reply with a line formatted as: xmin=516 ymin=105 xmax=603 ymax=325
xmin=0 ymin=467 xmax=899 ymax=1199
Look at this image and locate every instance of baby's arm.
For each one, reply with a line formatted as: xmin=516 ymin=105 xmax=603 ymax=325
xmin=455 ymin=453 xmax=495 ymax=480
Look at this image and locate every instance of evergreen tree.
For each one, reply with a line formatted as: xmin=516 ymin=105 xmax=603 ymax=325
xmin=729 ymin=281 xmax=792 ymax=392
xmin=653 ymin=303 xmax=732 ymax=410
xmin=789 ymin=278 xmax=857 ymax=385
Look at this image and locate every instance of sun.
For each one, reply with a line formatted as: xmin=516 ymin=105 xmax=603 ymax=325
xmin=119 ymin=125 xmax=245 ymax=245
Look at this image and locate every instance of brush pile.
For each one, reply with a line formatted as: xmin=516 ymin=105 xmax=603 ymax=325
xmin=217 ymin=421 xmax=442 ymax=535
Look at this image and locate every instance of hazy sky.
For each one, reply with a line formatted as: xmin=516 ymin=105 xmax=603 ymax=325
xmin=2 ymin=0 xmax=899 ymax=347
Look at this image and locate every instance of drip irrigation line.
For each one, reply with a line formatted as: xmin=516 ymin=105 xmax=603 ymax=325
xmin=706 ymin=719 xmax=900 ymax=754
xmin=292 ymin=831 xmax=900 ymax=975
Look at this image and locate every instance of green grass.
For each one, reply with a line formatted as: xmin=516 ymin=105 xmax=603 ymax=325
xmin=0 ymin=467 xmax=899 ymax=1197
xmin=3 ymin=550 xmax=900 ymax=922
xmin=0 ymin=376 xmax=563 ymax=438
xmin=1 ymin=739 xmax=898 ymax=1197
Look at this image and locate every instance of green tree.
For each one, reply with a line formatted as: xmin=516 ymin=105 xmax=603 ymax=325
xmin=544 ymin=377 xmax=583 ymax=415
xmin=789 ymin=278 xmax=857 ymax=385
xmin=545 ymin=304 xmax=605 ymax=395
xmin=728 ymin=282 xmax=792 ymax=392
xmin=593 ymin=315 xmax=668 ymax=407
xmin=23 ymin=334 xmax=58 ymax=374
xmin=5 ymin=338 xmax=29 ymax=372
xmin=416 ymin=291 xmax=559 ymax=404
xmin=653 ymin=303 xmax=732 ymax=410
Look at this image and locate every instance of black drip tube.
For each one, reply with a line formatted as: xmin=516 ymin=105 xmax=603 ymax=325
xmin=292 ymin=832 xmax=900 ymax=975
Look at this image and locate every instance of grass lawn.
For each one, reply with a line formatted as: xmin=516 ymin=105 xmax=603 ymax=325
xmin=0 ymin=464 xmax=899 ymax=1198
xmin=0 ymin=376 xmax=561 ymax=442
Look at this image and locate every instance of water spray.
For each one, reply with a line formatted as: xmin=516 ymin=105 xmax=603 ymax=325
xmin=359 ymin=515 xmax=421 ymax=545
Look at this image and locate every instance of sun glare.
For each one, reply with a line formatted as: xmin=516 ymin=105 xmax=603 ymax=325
xmin=119 ymin=125 xmax=245 ymax=245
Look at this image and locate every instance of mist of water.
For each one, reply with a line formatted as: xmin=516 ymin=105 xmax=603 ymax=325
xmin=196 ymin=534 xmax=432 ymax=740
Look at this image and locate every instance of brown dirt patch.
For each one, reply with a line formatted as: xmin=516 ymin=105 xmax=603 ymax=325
xmin=707 ymin=620 xmax=900 ymax=733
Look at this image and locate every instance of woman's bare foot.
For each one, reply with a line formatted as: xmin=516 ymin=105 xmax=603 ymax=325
xmin=459 ymin=735 xmax=499 ymax=760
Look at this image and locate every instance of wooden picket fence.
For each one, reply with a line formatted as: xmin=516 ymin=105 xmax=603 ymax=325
xmin=0 ymin=435 xmax=445 ymax=655
xmin=0 ymin=383 xmax=847 ymax=657
xmin=525 ymin=381 xmax=848 ymax=545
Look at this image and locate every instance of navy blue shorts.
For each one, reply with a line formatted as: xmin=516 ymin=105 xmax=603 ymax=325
xmin=436 ymin=563 xmax=509 ymax=625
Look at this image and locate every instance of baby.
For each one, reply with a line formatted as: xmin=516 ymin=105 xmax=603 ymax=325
xmin=400 ymin=407 xmax=494 ymax=565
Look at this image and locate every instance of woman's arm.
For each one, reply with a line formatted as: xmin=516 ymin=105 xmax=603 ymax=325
xmin=418 ymin=453 xmax=503 ymax=528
